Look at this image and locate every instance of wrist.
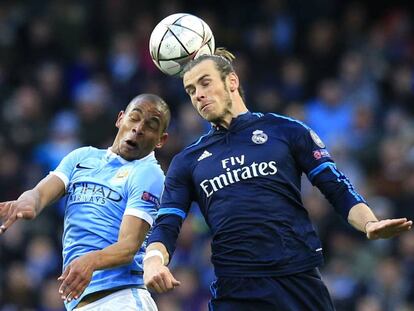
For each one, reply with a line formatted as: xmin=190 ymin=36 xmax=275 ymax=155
xmin=364 ymin=220 xmax=378 ymax=233
xmin=143 ymin=249 xmax=165 ymax=266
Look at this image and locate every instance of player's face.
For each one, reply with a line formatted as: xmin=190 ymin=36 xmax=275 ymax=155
xmin=183 ymin=60 xmax=232 ymax=123
xmin=113 ymin=99 xmax=168 ymax=161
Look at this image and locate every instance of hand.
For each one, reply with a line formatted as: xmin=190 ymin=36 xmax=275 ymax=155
xmin=366 ymin=218 xmax=412 ymax=240
xmin=58 ymin=253 xmax=96 ymax=302
xmin=0 ymin=197 xmax=37 ymax=234
xmin=144 ymin=257 xmax=181 ymax=293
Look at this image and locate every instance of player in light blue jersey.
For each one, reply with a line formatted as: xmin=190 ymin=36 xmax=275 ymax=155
xmin=0 ymin=93 xmax=171 ymax=311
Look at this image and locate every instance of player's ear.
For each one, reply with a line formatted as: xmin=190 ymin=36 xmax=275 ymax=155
xmin=228 ymin=72 xmax=239 ymax=92
xmin=156 ymin=133 xmax=169 ymax=149
xmin=115 ymin=111 xmax=125 ymax=128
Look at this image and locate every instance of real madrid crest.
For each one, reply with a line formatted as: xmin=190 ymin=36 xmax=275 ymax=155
xmin=252 ymin=130 xmax=268 ymax=144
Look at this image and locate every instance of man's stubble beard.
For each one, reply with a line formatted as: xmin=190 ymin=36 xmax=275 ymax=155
xmin=208 ymin=89 xmax=233 ymax=125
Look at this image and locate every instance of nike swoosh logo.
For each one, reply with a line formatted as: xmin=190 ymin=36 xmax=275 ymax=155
xmin=76 ymin=163 xmax=93 ymax=169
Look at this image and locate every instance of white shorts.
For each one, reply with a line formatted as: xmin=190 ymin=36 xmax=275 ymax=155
xmin=73 ymin=288 xmax=157 ymax=311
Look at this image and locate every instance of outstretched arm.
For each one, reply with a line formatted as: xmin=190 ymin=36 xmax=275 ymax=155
xmin=348 ymin=203 xmax=412 ymax=239
xmin=0 ymin=174 xmax=65 ymax=234
xmin=58 ymin=215 xmax=151 ymax=302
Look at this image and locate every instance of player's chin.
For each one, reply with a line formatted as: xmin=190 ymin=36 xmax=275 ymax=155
xmin=119 ymin=145 xmax=139 ymax=160
xmin=201 ymin=110 xmax=217 ymax=122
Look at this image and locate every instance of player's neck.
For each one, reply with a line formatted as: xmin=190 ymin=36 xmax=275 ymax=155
xmin=215 ymin=101 xmax=248 ymax=129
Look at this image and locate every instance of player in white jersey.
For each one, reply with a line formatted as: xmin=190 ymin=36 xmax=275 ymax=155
xmin=0 ymin=93 xmax=171 ymax=311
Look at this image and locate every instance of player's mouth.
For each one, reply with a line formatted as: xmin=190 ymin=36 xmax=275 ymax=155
xmin=124 ymin=139 xmax=138 ymax=149
xmin=200 ymin=102 xmax=213 ymax=113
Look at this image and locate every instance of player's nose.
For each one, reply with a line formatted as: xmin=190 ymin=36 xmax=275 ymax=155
xmin=132 ymin=120 xmax=145 ymax=134
xmin=195 ymin=87 xmax=206 ymax=101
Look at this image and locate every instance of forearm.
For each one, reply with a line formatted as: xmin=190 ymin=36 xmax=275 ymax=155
xmin=85 ymin=215 xmax=150 ymax=271
xmin=86 ymin=239 xmax=140 ymax=271
xmin=17 ymin=189 xmax=42 ymax=214
xmin=19 ymin=174 xmax=66 ymax=215
xmin=147 ymin=213 xmax=183 ymax=262
xmin=312 ymin=165 xmax=367 ymax=220
xmin=347 ymin=203 xmax=378 ymax=233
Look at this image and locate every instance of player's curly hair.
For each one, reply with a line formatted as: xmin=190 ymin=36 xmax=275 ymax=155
xmin=181 ymin=47 xmax=246 ymax=102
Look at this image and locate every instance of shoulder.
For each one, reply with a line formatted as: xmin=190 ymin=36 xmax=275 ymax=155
xmin=129 ymin=156 xmax=165 ymax=180
xmin=259 ymin=113 xmax=313 ymax=143
xmin=69 ymin=146 xmax=100 ymax=156
xmin=265 ymin=113 xmax=310 ymax=130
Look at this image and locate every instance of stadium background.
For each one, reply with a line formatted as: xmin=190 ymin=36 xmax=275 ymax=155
xmin=0 ymin=0 xmax=413 ymax=310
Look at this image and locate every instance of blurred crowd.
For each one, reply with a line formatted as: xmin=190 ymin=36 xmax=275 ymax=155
xmin=0 ymin=0 xmax=413 ymax=310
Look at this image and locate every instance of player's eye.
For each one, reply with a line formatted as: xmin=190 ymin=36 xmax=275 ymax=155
xmin=129 ymin=113 xmax=141 ymax=121
xmin=201 ymin=79 xmax=211 ymax=87
xmin=147 ymin=120 xmax=160 ymax=130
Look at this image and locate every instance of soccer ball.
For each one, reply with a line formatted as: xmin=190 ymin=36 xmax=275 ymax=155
xmin=149 ymin=13 xmax=215 ymax=76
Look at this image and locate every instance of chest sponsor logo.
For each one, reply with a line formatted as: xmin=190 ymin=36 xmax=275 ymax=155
xmin=67 ymin=182 xmax=123 ymax=204
xmin=252 ymin=130 xmax=268 ymax=144
xmin=200 ymin=155 xmax=278 ymax=197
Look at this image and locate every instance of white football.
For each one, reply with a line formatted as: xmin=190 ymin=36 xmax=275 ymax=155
xmin=149 ymin=13 xmax=215 ymax=76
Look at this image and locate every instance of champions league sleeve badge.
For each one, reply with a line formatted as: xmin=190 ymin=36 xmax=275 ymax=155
xmin=309 ymin=130 xmax=325 ymax=148
xmin=252 ymin=130 xmax=268 ymax=144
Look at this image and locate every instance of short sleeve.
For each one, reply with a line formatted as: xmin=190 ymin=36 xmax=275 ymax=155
xmin=51 ymin=147 xmax=90 ymax=190
xmin=124 ymin=165 xmax=165 ymax=226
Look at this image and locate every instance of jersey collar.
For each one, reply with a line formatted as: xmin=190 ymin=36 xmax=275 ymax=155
xmin=212 ymin=111 xmax=254 ymax=132
xmin=105 ymin=148 xmax=155 ymax=164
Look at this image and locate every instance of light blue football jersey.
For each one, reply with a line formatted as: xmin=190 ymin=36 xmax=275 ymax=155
xmin=51 ymin=147 xmax=164 ymax=310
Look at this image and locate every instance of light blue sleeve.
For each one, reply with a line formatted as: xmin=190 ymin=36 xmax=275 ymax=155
xmin=124 ymin=164 xmax=165 ymax=226
xmin=51 ymin=147 xmax=90 ymax=189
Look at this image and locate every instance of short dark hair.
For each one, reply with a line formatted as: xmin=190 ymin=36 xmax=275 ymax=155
xmin=127 ymin=94 xmax=171 ymax=132
xmin=181 ymin=48 xmax=246 ymax=102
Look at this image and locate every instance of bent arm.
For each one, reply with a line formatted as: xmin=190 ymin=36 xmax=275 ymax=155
xmin=58 ymin=215 xmax=151 ymax=301
xmin=91 ymin=215 xmax=150 ymax=268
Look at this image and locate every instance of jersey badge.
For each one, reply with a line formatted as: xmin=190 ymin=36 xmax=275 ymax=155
xmin=141 ymin=191 xmax=160 ymax=207
xmin=252 ymin=130 xmax=268 ymax=144
xmin=197 ymin=150 xmax=212 ymax=161
xmin=310 ymin=130 xmax=325 ymax=148
xmin=111 ymin=169 xmax=130 ymax=183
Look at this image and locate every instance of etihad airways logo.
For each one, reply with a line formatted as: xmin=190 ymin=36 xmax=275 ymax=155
xmin=67 ymin=182 xmax=122 ymax=204
xmin=200 ymin=155 xmax=277 ymax=197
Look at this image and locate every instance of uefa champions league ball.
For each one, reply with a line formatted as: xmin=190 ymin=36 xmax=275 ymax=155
xmin=149 ymin=13 xmax=215 ymax=76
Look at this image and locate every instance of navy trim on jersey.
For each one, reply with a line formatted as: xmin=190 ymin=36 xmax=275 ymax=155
xmin=308 ymin=162 xmax=336 ymax=181
xmin=157 ymin=208 xmax=187 ymax=219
